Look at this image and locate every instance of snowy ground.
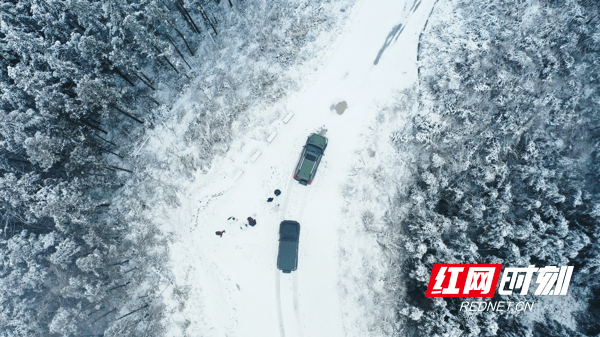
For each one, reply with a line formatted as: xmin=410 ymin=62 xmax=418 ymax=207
xmin=157 ymin=0 xmax=437 ymax=335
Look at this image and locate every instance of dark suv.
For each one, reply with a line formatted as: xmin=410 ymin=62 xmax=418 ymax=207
xmin=293 ymin=133 xmax=328 ymax=185
xmin=277 ymin=220 xmax=300 ymax=273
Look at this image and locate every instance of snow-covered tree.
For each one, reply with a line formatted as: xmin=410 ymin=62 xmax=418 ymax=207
xmin=385 ymin=0 xmax=600 ymax=334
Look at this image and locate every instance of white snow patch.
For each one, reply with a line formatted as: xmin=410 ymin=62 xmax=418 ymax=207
xmin=144 ymin=0 xmax=439 ymax=335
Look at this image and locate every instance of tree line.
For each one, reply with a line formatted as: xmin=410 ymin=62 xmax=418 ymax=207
xmin=0 ymin=0 xmax=230 ymax=335
xmin=386 ymin=0 xmax=600 ymax=335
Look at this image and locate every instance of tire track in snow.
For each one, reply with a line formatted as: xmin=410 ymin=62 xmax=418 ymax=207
xmin=279 ymin=273 xmax=301 ymax=337
xmin=275 ymin=270 xmax=286 ymax=337
xmin=292 ymin=272 xmax=303 ymax=337
xmin=292 ymin=185 xmax=310 ymax=337
xmin=279 ymin=177 xmax=297 ymax=222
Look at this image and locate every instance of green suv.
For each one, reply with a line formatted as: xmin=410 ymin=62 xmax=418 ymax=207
xmin=277 ymin=220 xmax=301 ymax=273
xmin=293 ymin=133 xmax=328 ymax=185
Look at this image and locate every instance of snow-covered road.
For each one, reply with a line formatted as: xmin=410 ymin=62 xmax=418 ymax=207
xmin=163 ymin=0 xmax=436 ymax=335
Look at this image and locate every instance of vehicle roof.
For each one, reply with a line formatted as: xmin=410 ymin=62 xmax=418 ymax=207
xmin=306 ymin=134 xmax=328 ymax=149
xmin=280 ymin=221 xmax=300 ymax=239
xmin=297 ymin=156 xmax=315 ymax=180
xmin=277 ymin=241 xmax=298 ymax=271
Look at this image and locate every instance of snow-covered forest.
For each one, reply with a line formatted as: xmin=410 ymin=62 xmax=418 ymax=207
xmin=0 ymin=0 xmax=351 ymax=335
xmin=373 ymin=0 xmax=600 ymax=335
xmin=1 ymin=0 xmax=599 ymax=336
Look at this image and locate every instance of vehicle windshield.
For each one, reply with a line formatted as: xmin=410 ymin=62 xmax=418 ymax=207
xmin=305 ymin=154 xmax=317 ymax=162
xmin=306 ymin=144 xmax=322 ymax=155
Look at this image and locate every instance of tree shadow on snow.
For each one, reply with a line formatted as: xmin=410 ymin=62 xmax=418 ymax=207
xmin=373 ymin=23 xmax=405 ymax=65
